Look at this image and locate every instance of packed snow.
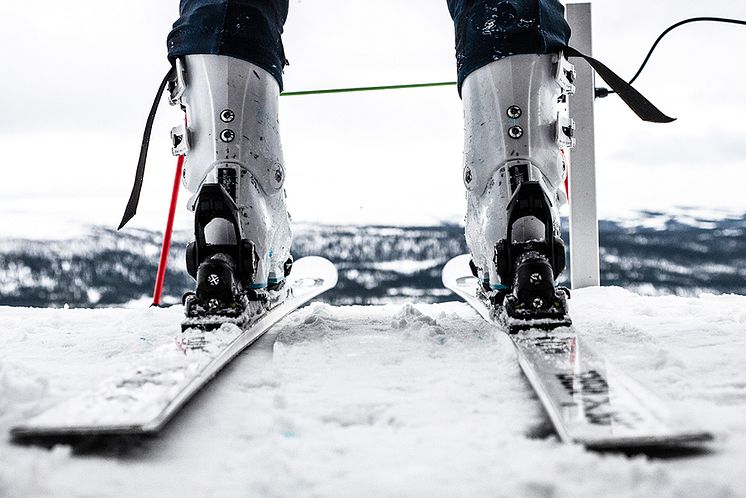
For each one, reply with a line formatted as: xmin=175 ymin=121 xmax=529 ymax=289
xmin=2 ymin=288 xmax=746 ymax=496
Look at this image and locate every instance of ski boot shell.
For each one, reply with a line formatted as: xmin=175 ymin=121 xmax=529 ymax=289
xmin=461 ymin=53 xmax=575 ymax=329
xmin=170 ymin=54 xmax=292 ymax=289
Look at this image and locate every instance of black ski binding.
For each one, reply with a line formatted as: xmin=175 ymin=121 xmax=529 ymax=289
xmin=182 ymin=183 xmax=261 ymax=331
xmin=493 ymin=181 xmax=572 ymax=333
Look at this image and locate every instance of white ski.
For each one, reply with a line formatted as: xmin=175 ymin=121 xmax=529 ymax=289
xmin=11 ymin=256 xmax=337 ymax=439
xmin=443 ymin=254 xmax=712 ymax=450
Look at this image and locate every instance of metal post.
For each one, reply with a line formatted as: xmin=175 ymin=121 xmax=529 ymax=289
xmin=566 ymin=3 xmax=600 ymax=289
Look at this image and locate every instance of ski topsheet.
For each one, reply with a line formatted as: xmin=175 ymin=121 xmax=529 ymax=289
xmin=11 ymin=256 xmax=337 ymax=440
xmin=442 ymin=254 xmax=712 ymax=450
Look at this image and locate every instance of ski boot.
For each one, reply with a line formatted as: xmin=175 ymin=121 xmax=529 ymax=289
xmin=461 ymin=53 xmax=575 ymax=331
xmin=169 ymin=54 xmax=293 ymax=330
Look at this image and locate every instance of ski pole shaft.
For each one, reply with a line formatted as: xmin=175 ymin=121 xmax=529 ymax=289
xmin=152 ymin=154 xmax=185 ymax=307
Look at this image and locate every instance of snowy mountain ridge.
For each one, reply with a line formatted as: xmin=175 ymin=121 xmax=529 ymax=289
xmin=2 ymin=208 xmax=746 ymax=307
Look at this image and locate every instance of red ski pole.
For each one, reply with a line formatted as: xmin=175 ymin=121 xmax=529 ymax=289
xmin=152 ymin=154 xmax=185 ymax=306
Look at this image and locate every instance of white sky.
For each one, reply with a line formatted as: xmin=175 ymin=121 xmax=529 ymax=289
xmin=1 ymin=0 xmax=745 ymax=237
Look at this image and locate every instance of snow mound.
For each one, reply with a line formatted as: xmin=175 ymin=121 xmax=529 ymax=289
xmin=390 ymin=303 xmax=446 ymax=343
xmin=275 ymin=302 xmax=345 ymax=345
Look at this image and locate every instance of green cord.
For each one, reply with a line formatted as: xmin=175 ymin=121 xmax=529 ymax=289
xmin=281 ymin=81 xmax=457 ymax=96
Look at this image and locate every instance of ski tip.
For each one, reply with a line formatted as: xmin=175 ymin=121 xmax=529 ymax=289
xmin=291 ymin=256 xmax=338 ymax=289
xmin=441 ymin=254 xmax=472 ymax=285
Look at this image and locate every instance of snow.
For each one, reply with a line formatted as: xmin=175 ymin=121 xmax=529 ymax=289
xmin=602 ymin=207 xmax=746 ymax=232
xmin=2 ymin=289 xmax=746 ymax=496
xmin=370 ymin=258 xmax=442 ymax=275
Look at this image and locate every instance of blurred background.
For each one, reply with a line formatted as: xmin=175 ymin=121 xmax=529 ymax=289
xmin=1 ymin=0 xmax=745 ymax=307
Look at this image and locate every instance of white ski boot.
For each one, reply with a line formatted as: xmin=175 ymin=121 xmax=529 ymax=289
xmin=461 ymin=53 xmax=575 ymax=330
xmin=169 ymin=54 xmax=292 ymax=328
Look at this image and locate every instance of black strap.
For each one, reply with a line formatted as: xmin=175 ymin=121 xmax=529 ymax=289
xmin=563 ymin=46 xmax=675 ymax=123
xmin=118 ymin=67 xmax=175 ymax=230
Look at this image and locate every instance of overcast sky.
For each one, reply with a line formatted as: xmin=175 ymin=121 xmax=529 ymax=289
xmin=1 ymin=0 xmax=745 ymax=237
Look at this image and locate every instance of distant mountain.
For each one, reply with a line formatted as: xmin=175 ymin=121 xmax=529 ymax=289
xmin=2 ymin=210 xmax=745 ymax=307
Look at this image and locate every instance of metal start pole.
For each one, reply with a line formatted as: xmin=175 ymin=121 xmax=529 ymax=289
xmin=566 ymin=3 xmax=601 ymax=289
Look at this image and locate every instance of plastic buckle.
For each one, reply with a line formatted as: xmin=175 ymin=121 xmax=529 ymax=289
xmin=556 ymin=113 xmax=576 ymax=148
xmin=554 ymin=53 xmax=576 ymax=95
xmin=168 ymin=58 xmax=186 ymax=106
xmin=170 ymin=124 xmax=189 ymax=156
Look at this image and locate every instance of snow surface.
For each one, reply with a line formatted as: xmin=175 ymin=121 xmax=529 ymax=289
xmin=2 ymin=289 xmax=746 ymax=496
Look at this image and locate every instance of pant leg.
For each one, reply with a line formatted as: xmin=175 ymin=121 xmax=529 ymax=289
xmin=446 ymin=0 xmax=570 ymax=94
xmin=167 ymin=0 xmax=289 ymax=90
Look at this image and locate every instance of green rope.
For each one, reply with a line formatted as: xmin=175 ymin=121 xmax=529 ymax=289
xmin=281 ymin=81 xmax=457 ymax=97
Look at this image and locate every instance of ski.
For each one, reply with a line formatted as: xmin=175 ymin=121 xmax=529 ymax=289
xmin=443 ymin=254 xmax=712 ymax=450
xmin=10 ymin=256 xmax=337 ymax=441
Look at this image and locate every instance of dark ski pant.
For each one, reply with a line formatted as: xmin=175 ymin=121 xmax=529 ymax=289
xmin=167 ymin=0 xmax=571 ymax=93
